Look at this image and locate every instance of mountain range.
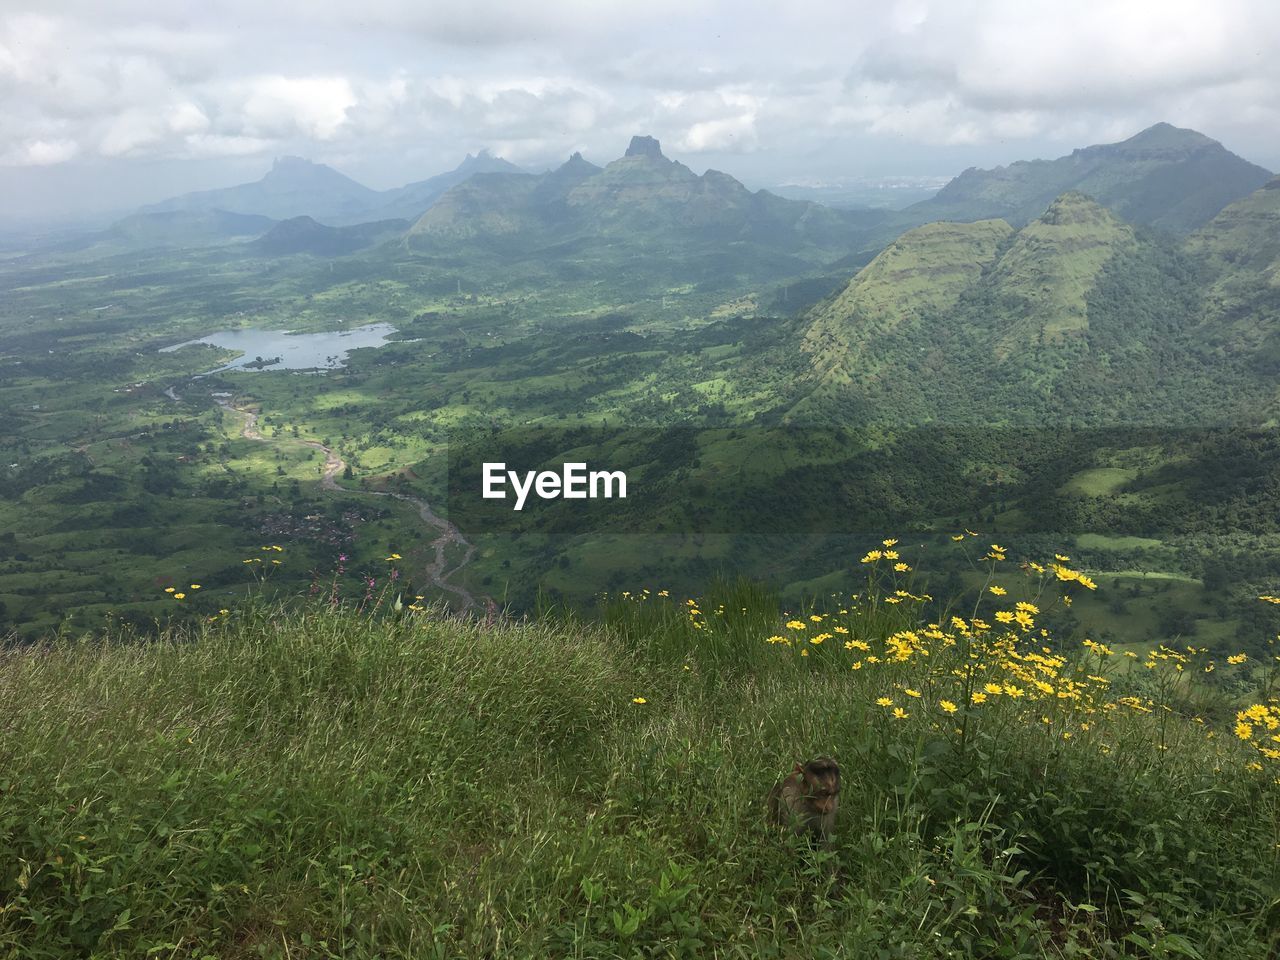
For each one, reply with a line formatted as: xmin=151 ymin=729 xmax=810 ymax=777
xmin=140 ymin=152 xmax=525 ymax=227
xmin=405 ymin=136 xmax=884 ymax=261
xmin=120 ymin=124 xmax=1269 ymax=271
xmin=897 ymin=123 xmax=1271 ymax=234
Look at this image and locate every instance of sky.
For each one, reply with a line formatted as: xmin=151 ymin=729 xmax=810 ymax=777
xmin=3 ymin=0 xmax=1279 ymax=224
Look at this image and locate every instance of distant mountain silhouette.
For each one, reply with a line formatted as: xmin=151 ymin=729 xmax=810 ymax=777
xmin=142 ymin=156 xmax=380 ymax=224
xmin=408 ymin=136 xmax=887 ymax=258
xmin=903 ymin=123 xmax=1272 ymax=234
xmin=140 ymin=152 xmax=528 ymax=227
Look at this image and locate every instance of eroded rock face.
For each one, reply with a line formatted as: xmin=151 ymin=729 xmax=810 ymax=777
xmin=624 ymin=135 xmax=665 ymax=160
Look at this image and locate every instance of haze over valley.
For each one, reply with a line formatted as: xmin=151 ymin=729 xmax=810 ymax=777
xmin=2 ymin=116 xmax=1279 ymax=651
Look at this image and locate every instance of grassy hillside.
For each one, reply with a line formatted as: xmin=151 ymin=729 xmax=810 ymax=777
xmin=1189 ymin=176 xmax=1280 ymax=282
xmin=982 ymin=193 xmax=1136 ymax=357
xmin=2 ymin=556 xmax=1278 ymax=958
xmin=802 ymin=218 xmax=1013 ymax=386
xmin=798 ymin=192 xmax=1275 ymax=426
xmin=1185 ymin=176 xmax=1280 ymax=368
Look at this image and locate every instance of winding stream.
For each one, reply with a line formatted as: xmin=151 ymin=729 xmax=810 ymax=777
xmin=169 ymin=385 xmax=479 ymax=612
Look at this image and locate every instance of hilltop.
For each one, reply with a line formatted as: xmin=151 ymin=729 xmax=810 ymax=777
xmin=802 ymin=193 xmax=1141 ymax=411
xmin=0 ymin=573 xmax=1276 ymax=957
xmin=803 ymin=218 xmax=1013 ymax=385
xmin=902 ymin=123 xmax=1271 ymax=233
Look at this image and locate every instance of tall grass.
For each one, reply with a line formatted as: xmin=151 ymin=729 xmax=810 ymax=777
xmin=1 ymin=560 xmax=1277 ymax=958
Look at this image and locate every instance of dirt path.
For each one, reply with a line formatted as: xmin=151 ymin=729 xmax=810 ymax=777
xmin=212 ymin=396 xmax=480 ymax=613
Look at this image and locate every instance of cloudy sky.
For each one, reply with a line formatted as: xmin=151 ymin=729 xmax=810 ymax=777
xmin=3 ymin=0 xmax=1279 ymax=223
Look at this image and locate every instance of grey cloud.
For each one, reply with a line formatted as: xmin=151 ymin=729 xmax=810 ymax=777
xmin=2 ymin=0 xmax=1279 ymax=222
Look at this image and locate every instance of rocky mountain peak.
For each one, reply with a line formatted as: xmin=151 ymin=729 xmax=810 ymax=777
xmin=624 ymin=135 xmax=665 ymax=160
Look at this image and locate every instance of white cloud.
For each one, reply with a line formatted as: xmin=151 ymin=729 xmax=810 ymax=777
xmin=1 ymin=0 xmax=1279 ymax=212
xmin=848 ymin=0 xmax=1280 ymax=138
xmin=2 ymin=137 xmax=79 ymax=166
xmin=675 ymin=113 xmax=758 ymax=153
xmin=184 ymin=133 xmax=273 ymax=157
xmin=167 ymin=101 xmax=210 ymax=135
xmin=238 ymin=75 xmax=356 ymax=141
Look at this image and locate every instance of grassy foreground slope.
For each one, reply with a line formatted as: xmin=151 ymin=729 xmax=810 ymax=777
xmin=2 ymin=560 xmax=1278 ymax=959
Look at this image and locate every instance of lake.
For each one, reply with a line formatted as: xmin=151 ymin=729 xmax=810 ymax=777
xmin=160 ymin=322 xmax=398 ymax=372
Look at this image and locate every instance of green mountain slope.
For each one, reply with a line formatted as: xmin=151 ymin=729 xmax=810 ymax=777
xmin=1187 ymin=176 xmax=1280 ymax=290
xmin=797 ymin=192 xmax=1270 ymax=425
xmin=407 ymin=172 xmax=546 ymax=240
xmin=802 ymin=218 xmax=1013 ymax=385
xmin=904 ymin=123 xmax=1271 ymax=234
xmin=363 ymin=151 xmax=526 ymax=222
xmin=1184 ymin=176 xmax=1280 ymax=369
xmin=983 ymin=193 xmax=1137 ymax=357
